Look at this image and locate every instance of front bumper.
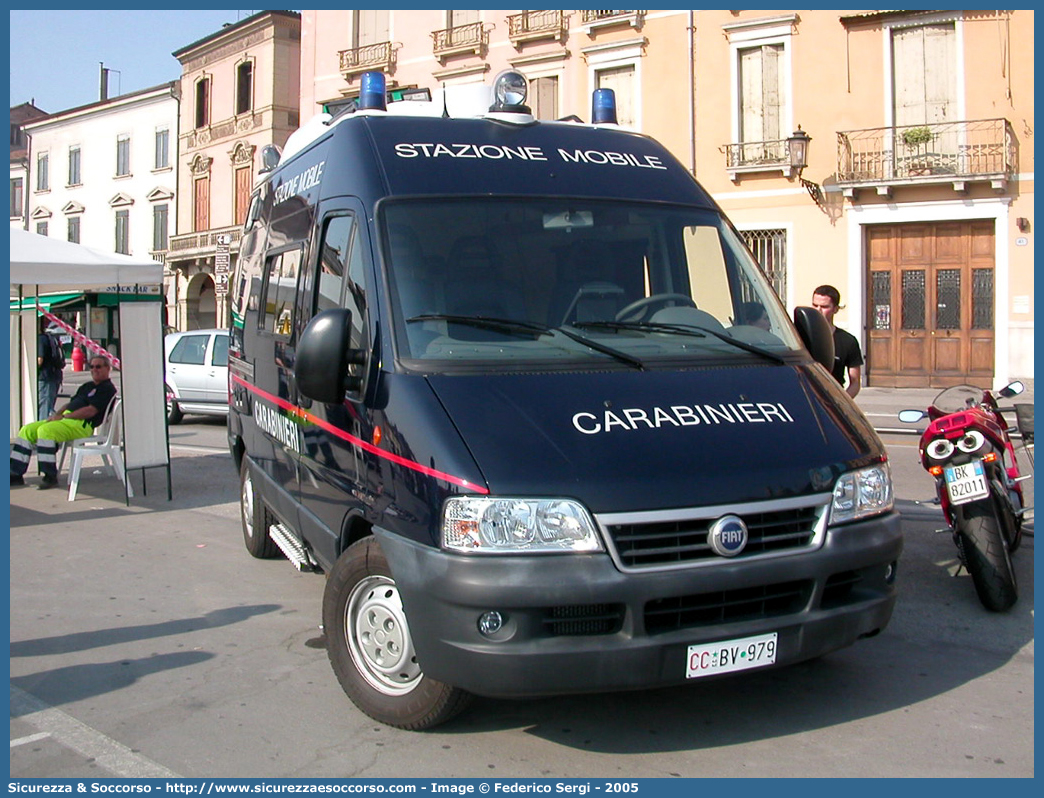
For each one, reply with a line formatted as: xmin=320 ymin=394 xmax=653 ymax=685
xmin=376 ymin=510 xmax=903 ymax=698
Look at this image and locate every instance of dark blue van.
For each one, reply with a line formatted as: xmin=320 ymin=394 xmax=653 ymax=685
xmin=228 ymin=71 xmax=902 ymax=729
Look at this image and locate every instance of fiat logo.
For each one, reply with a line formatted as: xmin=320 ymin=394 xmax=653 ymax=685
xmin=708 ymin=515 xmax=748 ymax=558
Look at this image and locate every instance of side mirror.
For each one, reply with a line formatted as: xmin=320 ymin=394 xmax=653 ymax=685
xmin=898 ymin=409 xmax=926 ymax=424
xmin=998 ymin=380 xmax=1025 ymax=398
xmin=793 ymin=306 xmax=835 ymax=371
xmin=295 ymin=309 xmax=367 ymax=403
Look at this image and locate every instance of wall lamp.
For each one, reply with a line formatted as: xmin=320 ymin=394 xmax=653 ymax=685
xmin=787 ymin=126 xmax=825 ymax=210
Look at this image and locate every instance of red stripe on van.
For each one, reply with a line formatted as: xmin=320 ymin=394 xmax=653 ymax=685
xmin=232 ymin=374 xmax=489 ymax=495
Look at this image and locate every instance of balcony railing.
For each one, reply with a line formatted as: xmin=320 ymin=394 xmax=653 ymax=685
xmin=724 ymin=138 xmax=789 ymax=169
xmin=338 ymin=41 xmax=397 ymax=78
xmin=167 ymin=224 xmax=242 ymax=261
xmin=722 ymin=137 xmax=796 ymax=180
xmin=507 ymin=10 xmax=567 ymax=46
xmin=432 ymin=21 xmax=489 ymax=61
xmin=581 ymin=10 xmax=643 ymax=30
xmin=836 ymin=118 xmax=1015 ymax=192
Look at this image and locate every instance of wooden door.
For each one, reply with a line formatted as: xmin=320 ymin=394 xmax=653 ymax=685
xmin=234 ymin=167 xmax=252 ymax=226
xmin=867 ymin=221 xmax=994 ymax=388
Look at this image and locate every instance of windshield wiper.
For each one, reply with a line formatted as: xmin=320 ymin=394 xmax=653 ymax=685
xmin=409 ymin=314 xmax=549 ymax=337
xmin=573 ymin=320 xmax=786 ymax=364
xmin=555 ymin=324 xmax=645 ymax=370
xmin=407 ymin=314 xmax=645 ymax=370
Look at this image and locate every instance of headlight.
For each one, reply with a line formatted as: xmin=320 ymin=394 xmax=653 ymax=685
xmin=442 ymin=497 xmax=603 ymax=554
xmin=830 ymin=462 xmax=894 ymax=525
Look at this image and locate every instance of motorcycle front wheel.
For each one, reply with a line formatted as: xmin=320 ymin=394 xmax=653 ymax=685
xmin=958 ymin=500 xmax=1018 ymax=612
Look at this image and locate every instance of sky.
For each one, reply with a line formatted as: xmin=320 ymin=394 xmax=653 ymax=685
xmin=9 ymin=10 xmax=261 ymax=113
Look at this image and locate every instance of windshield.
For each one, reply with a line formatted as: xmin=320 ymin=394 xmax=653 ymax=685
xmin=380 ymin=198 xmax=803 ymax=371
xmin=931 ymin=384 xmax=987 ymax=414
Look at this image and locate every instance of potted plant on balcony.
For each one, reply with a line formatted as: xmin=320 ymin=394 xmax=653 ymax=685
xmin=902 ymin=126 xmax=933 ymax=147
xmin=902 ymin=126 xmax=934 ymax=175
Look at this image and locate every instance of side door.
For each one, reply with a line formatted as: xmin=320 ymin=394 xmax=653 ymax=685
xmin=202 ymin=331 xmax=229 ymax=405
xmin=294 ymin=200 xmax=375 ymax=565
xmin=253 ymin=243 xmax=306 ymax=521
xmin=166 ymin=333 xmax=211 ymax=400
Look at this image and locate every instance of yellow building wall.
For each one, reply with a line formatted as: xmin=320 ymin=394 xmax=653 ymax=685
xmin=297 ymin=9 xmax=1033 ymax=382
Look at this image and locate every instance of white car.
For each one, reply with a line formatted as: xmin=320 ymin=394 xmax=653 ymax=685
xmin=45 ymin=322 xmax=73 ymax=347
xmin=164 ymin=329 xmax=230 ymax=424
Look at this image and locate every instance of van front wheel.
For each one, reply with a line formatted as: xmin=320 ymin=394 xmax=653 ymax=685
xmin=323 ymin=538 xmax=473 ymax=730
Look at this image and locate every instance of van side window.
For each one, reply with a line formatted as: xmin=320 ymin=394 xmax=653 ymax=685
xmin=261 ymin=247 xmax=302 ymax=337
xmin=343 ymin=222 xmax=368 ymax=352
xmin=315 ymin=215 xmax=353 ymax=315
xmin=302 ymin=214 xmax=367 ymax=353
xmin=244 ymin=192 xmax=262 ymax=230
xmin=294 ymin=214 xmax=352 ymax=341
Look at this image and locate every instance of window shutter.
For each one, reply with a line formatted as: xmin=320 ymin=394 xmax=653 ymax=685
xmin=739 ymin=48 xmax=764 ymax=143
xmin=762 ymin=45 xmax=782 ymax=141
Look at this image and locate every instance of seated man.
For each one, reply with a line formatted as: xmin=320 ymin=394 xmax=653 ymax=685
xmin=11 ymin=353 xmax=118 ymax=490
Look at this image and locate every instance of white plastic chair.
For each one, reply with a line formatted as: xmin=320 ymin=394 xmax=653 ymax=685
xmin=57 ymin=393 xmax=119 ymax=475
xmin=67 ymin=398 xmax=133 ymax=501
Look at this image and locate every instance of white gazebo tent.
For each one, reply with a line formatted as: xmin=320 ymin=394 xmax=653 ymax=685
xmin=10 ymin=228 xmax=171 ymax=500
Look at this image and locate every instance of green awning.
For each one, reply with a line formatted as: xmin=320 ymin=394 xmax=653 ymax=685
xmin=9 ymin=292 xmax=84 ymax=311
xmin=10 ymin=291 xmax=161 ymax=311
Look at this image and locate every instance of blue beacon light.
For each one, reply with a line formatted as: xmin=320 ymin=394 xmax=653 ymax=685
xmin=592 ymin=88 xmax=617 ymax=124
xmin=359 ymin=72 xmax=387 ymax=111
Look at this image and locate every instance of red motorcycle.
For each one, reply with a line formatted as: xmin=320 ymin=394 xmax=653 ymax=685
xmin=899 ymin=382 xmax=1032 ymax=611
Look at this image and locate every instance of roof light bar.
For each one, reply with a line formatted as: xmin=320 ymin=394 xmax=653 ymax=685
xmin=592 ymin=88 xmax=618 ymax=125
xmin=359 ymin=72 xmax=387 ymax=111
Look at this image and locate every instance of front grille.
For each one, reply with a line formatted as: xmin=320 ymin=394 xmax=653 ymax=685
xmin=543 ymin=603 xmax=625 ymax=636
xmin=645 ymin=580 xmax=813 ymax=634
xmin=603 ymin=501 xmax=824 ymax=570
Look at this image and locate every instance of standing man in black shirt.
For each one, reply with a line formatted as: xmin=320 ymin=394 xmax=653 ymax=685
xmin=812 ymin=284 xmax=863 ymax=399
xmin=37 ymin=316 xmax=65 ymax=418
xmin=11 ymin=354 xmax=117 ymax=489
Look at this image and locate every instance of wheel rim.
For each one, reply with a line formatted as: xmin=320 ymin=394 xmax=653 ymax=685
xmin=344 ymin=575 xmax=422 ymax=695
xmin=241 ymin=469 xmax=255 ymax=541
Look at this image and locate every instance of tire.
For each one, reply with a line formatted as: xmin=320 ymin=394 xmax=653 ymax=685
xmin=958 ymin=500 xmax=1018 ymax=612
xmin=165 ymin=385 xmax=183 ymax=425
xmin=323 ymin=537 xmax=473 ymax=730
xmin=239 ymin=459 xmax=281 ymax=559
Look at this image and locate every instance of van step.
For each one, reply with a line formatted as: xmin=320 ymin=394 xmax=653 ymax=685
xmin=269 ymin=523 xmax=319 ymax=572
